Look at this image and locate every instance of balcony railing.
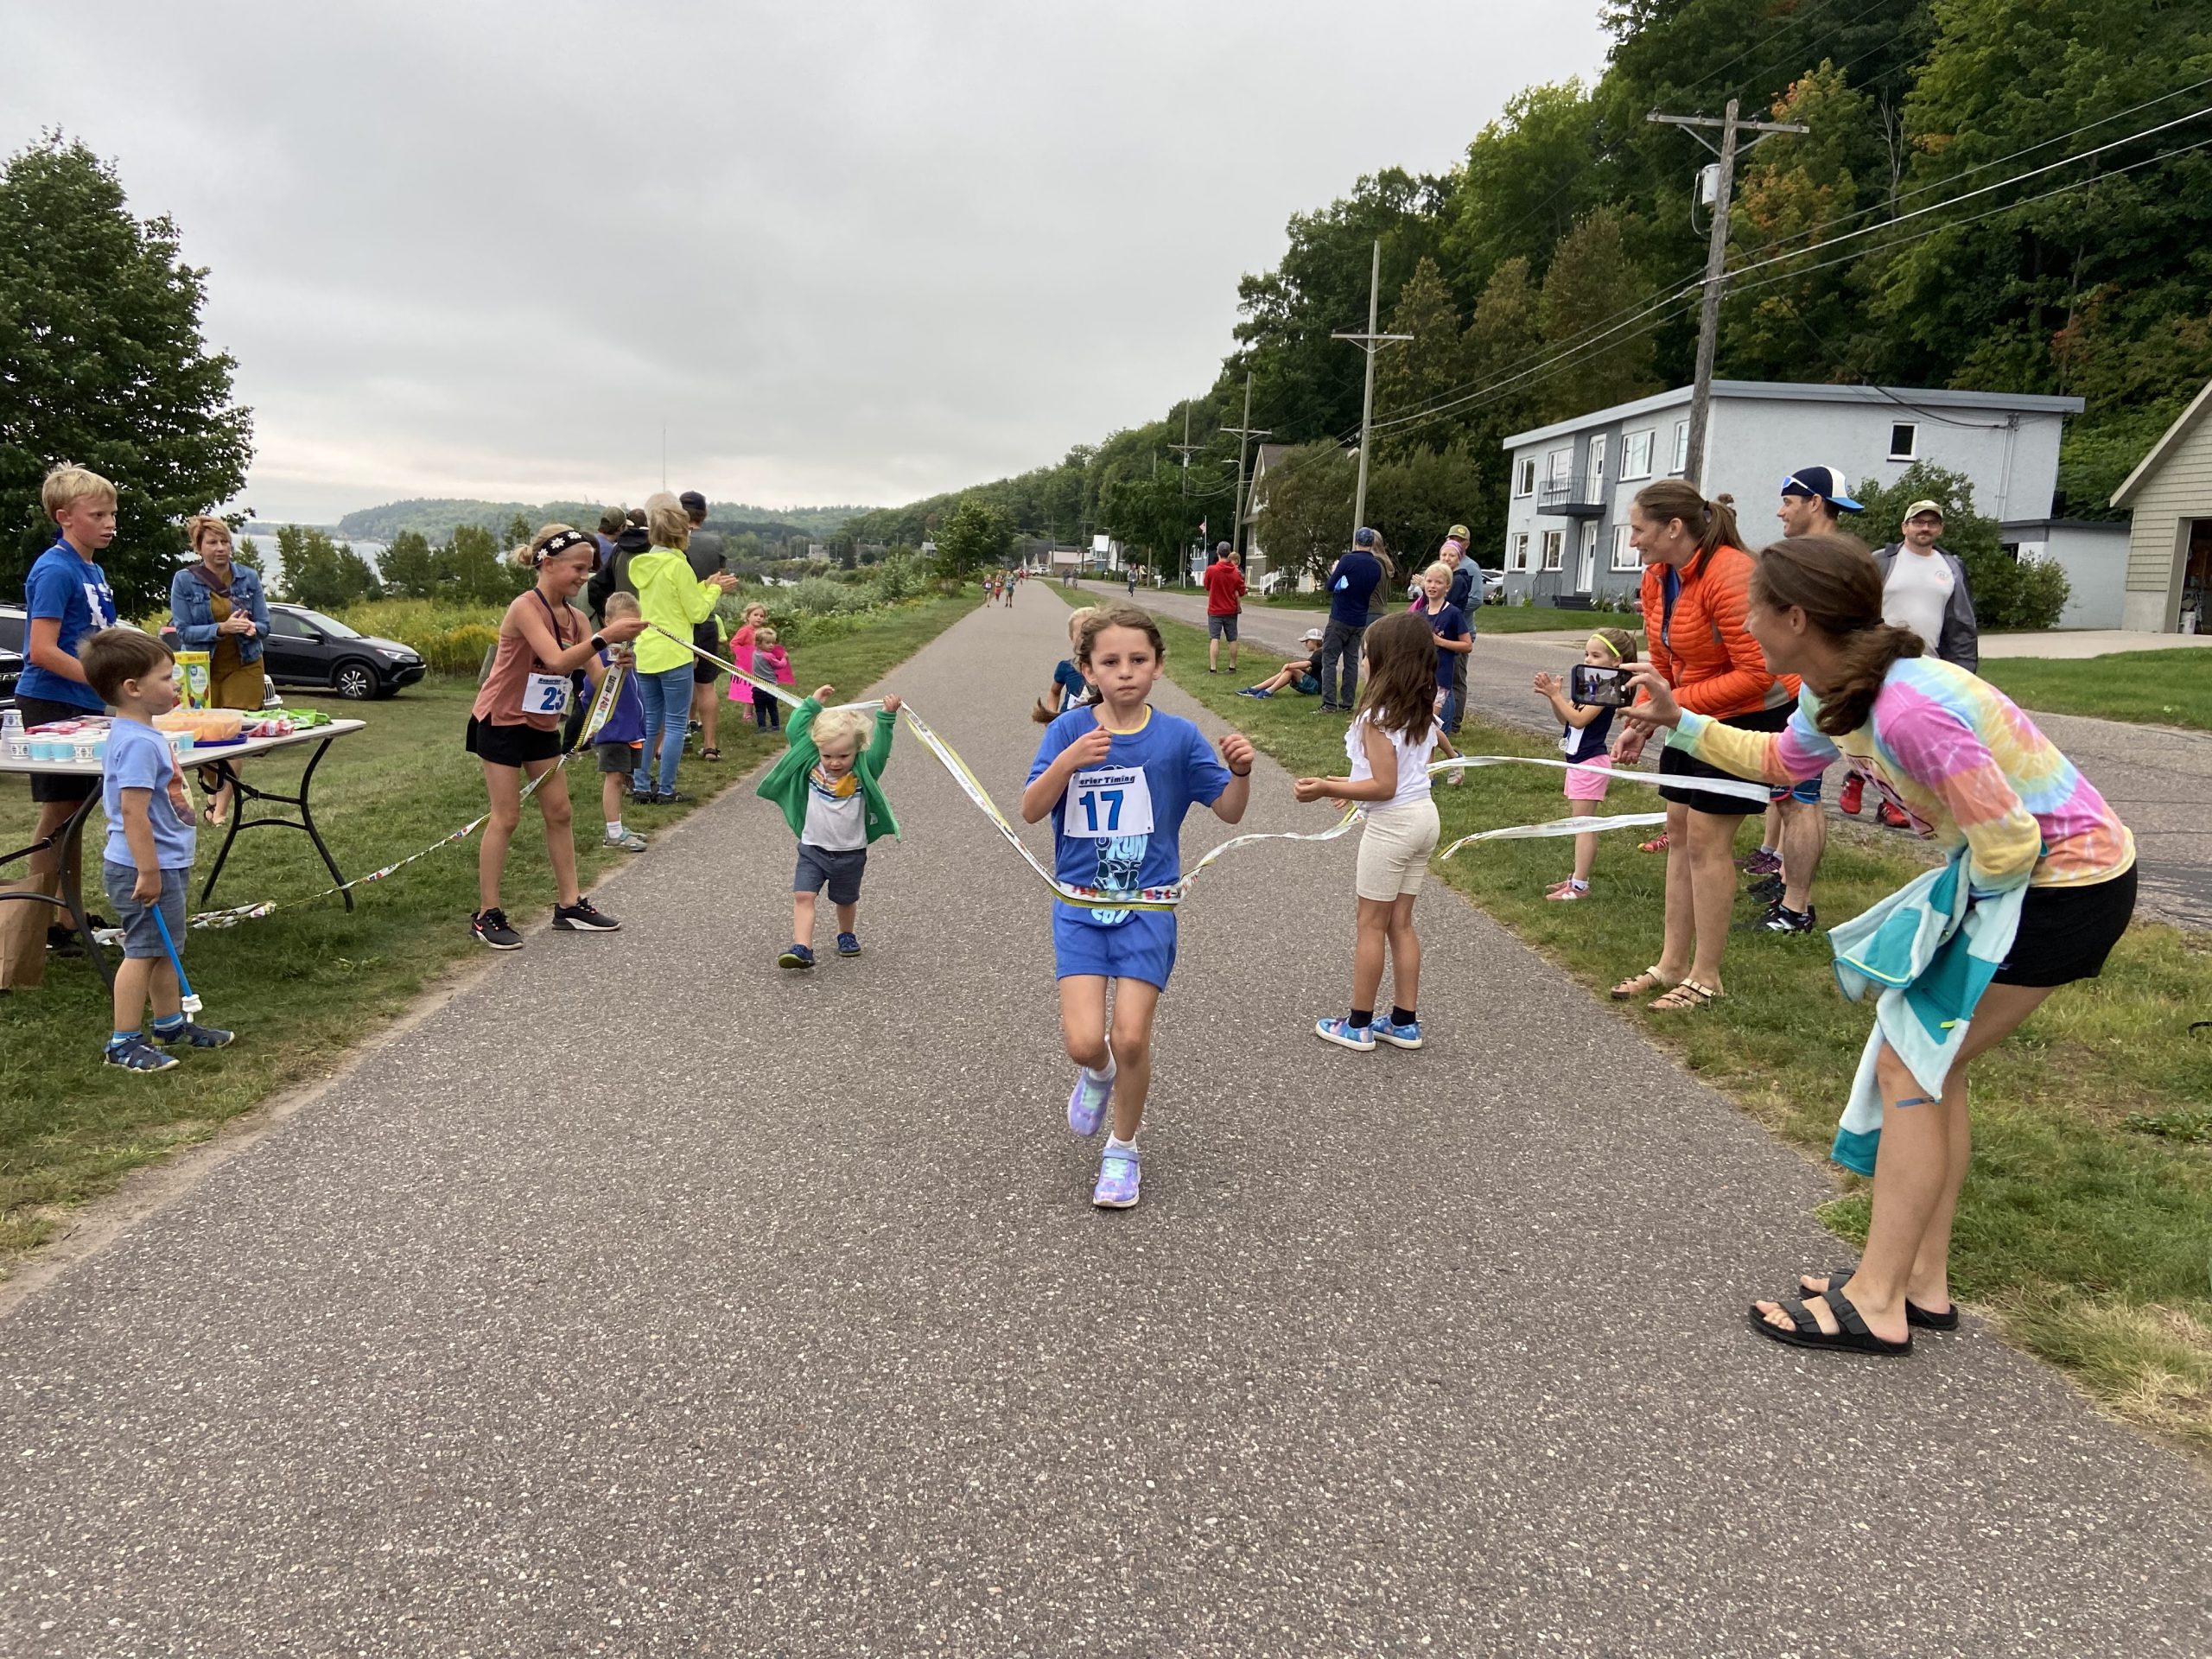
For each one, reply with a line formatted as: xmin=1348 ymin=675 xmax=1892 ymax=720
xmin=1536 ymin=473 xmax=1606 ymax=517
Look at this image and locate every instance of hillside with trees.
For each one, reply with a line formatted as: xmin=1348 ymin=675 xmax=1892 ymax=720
xmin=846 ymin=0 xmax=2212 ymax=583
xmin=336 ymin=498 xmax=867 ymax=545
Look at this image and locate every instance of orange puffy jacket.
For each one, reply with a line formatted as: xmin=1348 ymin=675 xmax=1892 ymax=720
xmin=1637 ymin=543 xmax=1797 ymax=718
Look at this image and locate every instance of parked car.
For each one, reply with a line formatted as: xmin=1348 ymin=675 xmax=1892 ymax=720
xmin=1481 ymin=567 xmax=1505 ymax=605
xmin=258 ymin=603 xmax=425 ymax=700
xmin=0 ymin=604 xmax=22 ymax=709
xmin=0 ymin=645 xmax=20 ymax=711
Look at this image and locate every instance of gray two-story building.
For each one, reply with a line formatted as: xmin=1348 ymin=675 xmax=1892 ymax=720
xmin=1498 ymin=380 xmax=2082 ymax=607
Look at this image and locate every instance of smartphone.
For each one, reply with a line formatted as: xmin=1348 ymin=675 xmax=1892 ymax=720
xmin=1569 ymin=663 xmax=1630 ymax=707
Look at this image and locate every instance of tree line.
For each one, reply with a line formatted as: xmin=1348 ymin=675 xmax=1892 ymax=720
xmin=842 ymin=0 xmax=2212 ymax=583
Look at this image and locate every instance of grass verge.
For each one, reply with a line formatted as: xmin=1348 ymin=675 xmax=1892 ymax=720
xmin=1978 ymin=650 xmax=2212 ymax=733
xmin=0 ymin=594 xmax=970 ymax=1274
xmin=1134 ymin=602 xmax=2212 ymax=1459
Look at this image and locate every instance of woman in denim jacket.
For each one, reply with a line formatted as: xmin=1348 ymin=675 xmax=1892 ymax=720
xmin=169 ymin=516 xmax=272 ymax=823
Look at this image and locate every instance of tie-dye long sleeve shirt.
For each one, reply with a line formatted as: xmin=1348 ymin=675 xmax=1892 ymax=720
xmin=1673 ymin=656 xmax=2133 ymax=893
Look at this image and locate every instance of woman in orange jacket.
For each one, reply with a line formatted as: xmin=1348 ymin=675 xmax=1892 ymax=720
xmin=1610 ymin=480 xmax=1796 ymax=1010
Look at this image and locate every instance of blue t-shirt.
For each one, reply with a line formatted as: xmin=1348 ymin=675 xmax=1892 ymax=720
xmin=1325 ymin=550 xmax=1382 ymax=626
xmin=1425 ymin=601 xmax=1469 ymax=689
xmin=102 ymin=717 xmax=197 ymax=872
xmin=594 ymin=648 xmax=646 ymax=746
xmin=1051 ymin=658 xmax=1092 ymax=713
xmin=1028 ymin=706 xmax=1231 ymax=925
xmin=20 ymin=542 xmax=118 ymax=711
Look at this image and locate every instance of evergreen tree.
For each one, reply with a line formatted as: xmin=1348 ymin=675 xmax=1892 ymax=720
xmin=1376 ymin=257 xmax=1470 ymax=450
xmin=1536 ymin=208 xmax=1662 ymax=420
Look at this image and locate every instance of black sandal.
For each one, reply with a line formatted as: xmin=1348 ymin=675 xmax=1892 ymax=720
xmin=701 ymin=747 xmax=722 ymax=762
xmin=1749 ymin=1289 xmax=1912 ymax=1357
xmin=1802 ymin=1267 xmax=1960 ymax=1331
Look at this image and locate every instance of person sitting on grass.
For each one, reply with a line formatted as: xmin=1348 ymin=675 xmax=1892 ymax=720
xmin=79 ymin=627 xmax=232 ymax=1071
xmin=1033 ymin=606 xmax=1099 ymax=723
xmin=1236 ymin=628 xmax=1325 ymax=699
xmin=590 ymin=594 xmax=651 ymax=853
xmin=758 ymin=684 xmax=904 ymax=969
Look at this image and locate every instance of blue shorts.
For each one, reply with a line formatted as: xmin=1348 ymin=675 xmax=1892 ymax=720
xmin=1052 ymin=907 xmax=1177 ymax=989
xmin=1770 ymin=775 xmax=1824 ymax=806
xmin=102 ymin=861 xmax=188 ymax=962
xmin=1291 ymin=671 xmax=1320 ymax=695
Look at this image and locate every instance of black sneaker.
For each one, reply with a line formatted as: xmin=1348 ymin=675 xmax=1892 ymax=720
xmin=652 ymin=791 xmax=694 ymax=806
xmin=471 ymin=907 xmax=524 ymax=950
xmin=1746 ymin=873 xmax=1783 ymax=903
xmin=1759 ymin=902 xmax=1818 ymax=935
xmin=552 ymin=898 xmax=620 ymax=932
xmin=46 ymin=925 xmax=85 ymax=959
xmin=630 ymin=789 xmax=655 ymax=806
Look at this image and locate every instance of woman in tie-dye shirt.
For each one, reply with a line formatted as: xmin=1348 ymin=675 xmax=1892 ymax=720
xmin=1622 ymin=534 xmax=2134 ymax=1359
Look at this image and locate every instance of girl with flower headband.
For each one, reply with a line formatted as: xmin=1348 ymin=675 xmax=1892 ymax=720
xmin=1530 ymin=627 xmax=1638 ymax=900
xmin=465 ymin=524 xmax=648 ymax=950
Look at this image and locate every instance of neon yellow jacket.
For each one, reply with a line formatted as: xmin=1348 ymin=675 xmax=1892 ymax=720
xmin=631 ymin=548 xmax=721 ymax=673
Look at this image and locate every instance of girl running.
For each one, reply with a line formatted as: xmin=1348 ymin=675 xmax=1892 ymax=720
xmin=467 ymin=525 xmax=648 ymax=949
xmin=1021 ymin=605 xmax=1255 ymax=1209
xmin=1294 ymin=611 xmax=1441 ymax=1052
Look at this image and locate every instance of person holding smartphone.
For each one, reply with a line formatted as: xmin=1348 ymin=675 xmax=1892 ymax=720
xmin=1531 ymin=628 xmax=1638 ymax=899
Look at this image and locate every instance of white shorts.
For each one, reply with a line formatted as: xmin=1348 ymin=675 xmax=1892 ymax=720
xmin=1354 ymin=799 xmax=1440 ymax=902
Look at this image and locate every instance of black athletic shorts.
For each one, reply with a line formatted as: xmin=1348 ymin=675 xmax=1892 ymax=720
xmin=692 ymin=621 xmax=721 ymax=684
xmin=465 ymin=715 xmax=563 ymax=769
xmin=1993 ymin=865 xmax=2136 ymax=988
xmin=1657 ymin=702 xmax=1791 ymax=816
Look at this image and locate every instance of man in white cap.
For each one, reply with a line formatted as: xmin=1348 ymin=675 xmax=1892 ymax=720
xmin=1847 ymin=499 xmax=1981 ymax=823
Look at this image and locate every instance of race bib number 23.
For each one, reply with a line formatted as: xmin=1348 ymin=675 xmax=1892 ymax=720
xmin=1065 ymin=766 xmax=1155 ymax=840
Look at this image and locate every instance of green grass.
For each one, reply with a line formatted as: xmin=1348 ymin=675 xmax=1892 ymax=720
xmin=1106 ymin=582 xmax=1635 ymax=636
xmin=1143 ymin=608 xmax=2212 ymax=1457
xmin=0 ymin=594 xmax=971 ymax=1274
xmin=1978 ymin=650 xmax=2212 ymax=732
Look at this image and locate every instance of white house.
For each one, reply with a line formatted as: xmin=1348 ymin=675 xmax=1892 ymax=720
xmin=2109 ymin=377 xmax=2212 ymax=632
xmin=1498 ymin=380 xmax=2083 ymax=607
xmin=1240 ymin=442 xmax=1298 ymax=586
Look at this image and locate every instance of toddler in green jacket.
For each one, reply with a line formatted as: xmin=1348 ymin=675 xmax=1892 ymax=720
xmin=757 ymin=683 xmax=903 ymax=969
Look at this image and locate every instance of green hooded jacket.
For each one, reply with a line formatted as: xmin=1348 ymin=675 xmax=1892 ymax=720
xmin=756 ymin=696 xmax=901 ymax=844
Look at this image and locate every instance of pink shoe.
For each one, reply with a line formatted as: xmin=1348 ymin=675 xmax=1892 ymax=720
xmin=1546 ymin=882 xmax=1588 ymax=901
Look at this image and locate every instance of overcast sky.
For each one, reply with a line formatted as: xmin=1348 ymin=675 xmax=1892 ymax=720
xmin=4 ymin=1 xmax=1611 ymax=524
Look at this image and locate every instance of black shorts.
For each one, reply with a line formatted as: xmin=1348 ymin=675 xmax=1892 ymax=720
xmin=692 ymin=622 xmax=721 ymax=684
xmin=1658 ymin=702 xmax=1791 ymax=817
xmin=1993 ymin=865 xmax=2136 ymax=988
xmin=18 ymin=694 xmax=102 ymax=803
xmin=466 ymin=715 xmax=563 ymax=768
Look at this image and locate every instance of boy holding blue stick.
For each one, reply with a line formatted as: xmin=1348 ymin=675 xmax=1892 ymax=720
xmin=80 ymin=627 xmax=232 ymax=1072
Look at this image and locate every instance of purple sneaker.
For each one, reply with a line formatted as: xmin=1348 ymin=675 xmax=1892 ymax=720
xmin=1739 ymin=848 xmax=1783 ymax=875
xmin=1067 ymin=1062 xmax=1116 ymax=1137
xmin=1092 ymin=1143 xmax=1141 ymax=1209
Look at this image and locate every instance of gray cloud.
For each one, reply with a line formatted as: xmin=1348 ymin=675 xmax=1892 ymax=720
xmin=3 ymin=0 xmax=1608 ymax=521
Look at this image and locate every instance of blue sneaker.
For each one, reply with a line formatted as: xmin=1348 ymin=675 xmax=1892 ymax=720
xmin=836 ymin=931 xmax=861 ymax=957
xmin=778 ymin=944 xmax=816 ymax=969
xmin=1372 ymin=1017 xmax=1423 ymax=1051
xmin=1067 ymin=1062 xmax=1116 ymax=1137
xmin=1236 ymin=687 xmax=1273 ymax=699
xmin=155 ymin=1020 xmax=235 ymax=1050
xmin=1092 ymin=1143 xmax=1141 ymax=1209
xmin=103 ymin=1036 xmax=178 ymax=1073
xmin=1314 ymin=1016 xmax=1376 ymax=1052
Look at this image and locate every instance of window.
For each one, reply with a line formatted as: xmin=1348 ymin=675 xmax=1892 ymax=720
xmin=1888 ymin=421 xmax=1918 ymax=461
xmin=1587 ymin=434 xmax=1607 ymax=489
xmin=1546 ymin=448 xmax=1572 ymax=487
xmin=1514 ymin=458 xmax=1536 ymax=498
xmin=1611 ymin=524 xmax=1640 ymax=570
xmin=1541 ymin=530 xmax=1564 ymax=571
xmin=1621 ymin=429 xmax=1653 ymax=480
xmin=1671 ymin=421 xmax=1690 ymax=474
xmin=1512 ymin=532 xmax=1530 ymax=571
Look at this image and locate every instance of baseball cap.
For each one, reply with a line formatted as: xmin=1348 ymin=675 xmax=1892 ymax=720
xmin=1353 ymin=526 xmax=1378 ymax=547
xmin=678 ymin=490 xmax=707 ymax=512
xmin=1779 ymin=466 xmax=1864 ymax=512
xmin=1214 ymin=541 xmax=1233 ymax=556
xmin=1302 ymin=626 xmax=1325 ymax=641
xmin=1904 ymin=499 xmax=1946 ymax=522
xmin=1447 ymin=524 xmax=1470 ymax=542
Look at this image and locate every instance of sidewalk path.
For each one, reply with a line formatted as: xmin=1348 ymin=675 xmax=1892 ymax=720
xmin=1095 ymin=581 xmax=2212 ymax=931
xmin=4 ymin=596 xmax=2209 ymax=1656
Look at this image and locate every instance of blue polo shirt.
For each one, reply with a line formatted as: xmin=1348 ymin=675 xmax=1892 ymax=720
xmin=19 ymin=541 xmax=118 ymax=711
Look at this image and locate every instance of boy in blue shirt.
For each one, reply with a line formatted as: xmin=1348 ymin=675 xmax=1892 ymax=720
xmin=79 ymin=628 xmax=233 ymax=1072
xmin=19 ymin=466 xmax=123 ymax=955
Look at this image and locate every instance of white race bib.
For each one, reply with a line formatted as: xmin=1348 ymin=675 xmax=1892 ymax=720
xmin=524 ymin=671 xmax=572 ymax=716
xmin=1064 ymin=766 xmax=1155 ymax=841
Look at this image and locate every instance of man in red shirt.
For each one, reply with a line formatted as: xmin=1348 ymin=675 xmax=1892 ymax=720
xmin=1202 ymin=541 xmax=1247 ymax=674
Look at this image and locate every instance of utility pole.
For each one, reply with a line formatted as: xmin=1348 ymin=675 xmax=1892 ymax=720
xmin=1333 ymin=239 xmax=1412 ymax=548
xmin=1649 ymin=99 xmax=1807 ymax=486
xmin=1221 ymin=372 xmax=1272 ymax=570
xmin=1167 ymin=404 xmax=1201 ymax=497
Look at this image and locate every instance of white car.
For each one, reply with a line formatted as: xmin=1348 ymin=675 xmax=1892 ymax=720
xmin=1481 ymin=568 xmax=1505 ymax=605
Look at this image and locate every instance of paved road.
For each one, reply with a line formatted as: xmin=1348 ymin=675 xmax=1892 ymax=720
xmin=5 ymin=596 xmax=2209 ymax=1656
xmin=1096 ymin=582 xmax=2212 ymax=931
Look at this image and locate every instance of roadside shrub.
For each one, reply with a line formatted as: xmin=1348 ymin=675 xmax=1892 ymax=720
xmin=2010 ymin=556 xmax=2073 ymax=632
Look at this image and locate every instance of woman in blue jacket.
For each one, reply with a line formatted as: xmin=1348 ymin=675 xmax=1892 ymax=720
xmin=169 ymin=515 xmax=271 ymax=823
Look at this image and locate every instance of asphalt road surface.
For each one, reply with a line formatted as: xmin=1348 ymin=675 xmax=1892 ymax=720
xmin=4 ymin=594 xmax=2208 ymax=1656
xmin=1096 ymin=580 xmax=2212 ymax=931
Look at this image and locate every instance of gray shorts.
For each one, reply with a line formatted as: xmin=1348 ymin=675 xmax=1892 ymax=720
xmin=595 ymin=740 xmax=642 ymax=774
xmin=795 ymin=842 xmax=868 ymax=906
xmin=102 ymin=861 xmax=189 ymax=962
xmin=1207 ymin=613 xmax=1239 ymax=642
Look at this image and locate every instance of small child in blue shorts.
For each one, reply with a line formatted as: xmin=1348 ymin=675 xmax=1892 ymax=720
xmin=80 ymin=628 xmax=233 ymax=1071
xmin=1021 ymin=606 xmax=1254 ymax=1209
xmin=757 ymin=683 xmax=903 ymax=969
